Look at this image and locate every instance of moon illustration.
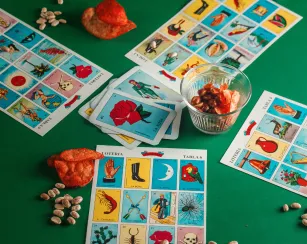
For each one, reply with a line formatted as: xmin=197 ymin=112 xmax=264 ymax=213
xmin=158 ymin=163 xmax=174 ymax=181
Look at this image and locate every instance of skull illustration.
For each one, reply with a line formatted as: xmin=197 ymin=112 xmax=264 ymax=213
xmin=58 ymin=75 xmax=73 ymax=91
xmin=183 ymin=233 xmax=198 ymax=244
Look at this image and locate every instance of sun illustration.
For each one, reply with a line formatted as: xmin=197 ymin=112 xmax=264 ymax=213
xmin=4 ymin=70 xmax=34 ymax=92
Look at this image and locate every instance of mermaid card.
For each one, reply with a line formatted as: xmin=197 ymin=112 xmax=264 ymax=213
xmin=25 ymin=84 xmax=66 ymax=113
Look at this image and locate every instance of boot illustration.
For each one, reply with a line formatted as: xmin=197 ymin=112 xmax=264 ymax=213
xmin=131 ymin=163 xmax=145 ymax=182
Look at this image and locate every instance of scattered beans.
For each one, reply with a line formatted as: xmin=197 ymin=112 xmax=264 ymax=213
xmin=55 ymin=197 xmax=64 ymax=204
xmin=36 ymin=18 xmax=46 ymax=24
xmin=53 ymin=210 xmax=64 ymax=217
xmin=39 ymin=24 xmax=46 ymax=31
xmin=52 ymin=188 xmax=60 ymax=195
xmin=71 ymin=205 xmax=81 ymax=212
xmin=51 ymin=20 xmax=60 ymax=27
xmin=48 ymin=19 xmax=56 ymax=24
xmin=55 ymin=183 xmax=65 ymax=189
xmin=54 ymin=204 xmax=65 ymax=210
xmin=59 ymin=19 xmax=67 ymax=24
xmin=72 ymin=196 xmax=83 ymax=205
xmin=62 ymin=199 xmax=71 ymax=208
xmin=67 ymin=217 xmax=76 ymax=225
xmin=40 ymin=193 xmax=50 ymax=200
xmin=290 ymin=203 xmax=301 ymax=209
xmin=303 ymin=219 xmax=307 ymax=227
xmin=70 ymin=211 xmax=80 ymax=219
xmin=228 ymin=241 xmax=238 ymax=244
xmin=283 ymin=204 xmax=289 ymax=212
xmin=48 ymin=189 xmax=56 ymax=198
xmin=37 ymin=8 xmax=65 ymax=30
xmin=64 ymin=194 xmax=73 ymax=201
xmin=40 ymin=13 xmax=47 ymax=18
xmin=51 ymin=216 xmax=61 ymax=225
xmin=301 ymin=214 xmax=307 ymax=219
xmin=58 ymin=0 xmax=64 ymax=4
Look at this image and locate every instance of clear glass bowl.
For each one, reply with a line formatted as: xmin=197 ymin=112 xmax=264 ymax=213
xmin=180 ymin=63 xmax=252 ymax=134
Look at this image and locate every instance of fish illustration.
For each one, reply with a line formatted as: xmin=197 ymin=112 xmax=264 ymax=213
xmin=40 ymin=48 xmax=65 ymax=55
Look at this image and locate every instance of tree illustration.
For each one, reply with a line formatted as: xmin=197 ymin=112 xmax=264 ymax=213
xmin=22 ymin=60 xmax=50 ymax=77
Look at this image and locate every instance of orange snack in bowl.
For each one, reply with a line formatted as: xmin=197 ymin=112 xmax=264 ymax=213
xmin=191 ymin=82 xmax=240 ymax=114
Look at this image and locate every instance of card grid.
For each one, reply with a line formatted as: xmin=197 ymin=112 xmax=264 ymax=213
xmin=221 ymin=91 xmax=307 ymax=197
xmin=85 ymin=146 xmax=207 ymax=244
xmin=126 ymin=0 xmax=302 ymax=93
xmin=0 ymin=8 xmax=112 ymax=136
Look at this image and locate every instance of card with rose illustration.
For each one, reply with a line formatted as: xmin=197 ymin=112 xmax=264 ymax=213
xmin=221 ymin=91 xmax=307 ymax=197
xmin=78 ymin=81 xmax=142 ymax=150
xmin=89 ymin=90 xmax=177 ymax=145
xmin=0 ymin=8 xmax=112 ymax=136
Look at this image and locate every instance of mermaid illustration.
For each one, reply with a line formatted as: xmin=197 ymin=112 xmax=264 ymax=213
xmin=32 ymin=89 xmax=62 ymax=110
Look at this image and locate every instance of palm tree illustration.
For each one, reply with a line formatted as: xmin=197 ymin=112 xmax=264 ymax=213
xmin=22 ymin=59 xmax=50 ymax=77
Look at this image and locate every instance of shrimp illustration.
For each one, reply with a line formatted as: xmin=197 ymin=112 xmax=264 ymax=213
xmin=96 ymin=191 xmax=117 ymax=214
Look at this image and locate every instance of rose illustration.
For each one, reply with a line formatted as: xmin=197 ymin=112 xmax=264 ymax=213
xmin=110 ymin=100 xmax=151 ymax=126
xmin=280 ymin=170 xmax=307 ymax=187
xmin=69 ymin=64 xmax=93 ymax=78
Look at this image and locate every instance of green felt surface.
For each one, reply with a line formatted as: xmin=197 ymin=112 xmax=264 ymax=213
xmin=1 ymin=0 xmax=307 ymax=243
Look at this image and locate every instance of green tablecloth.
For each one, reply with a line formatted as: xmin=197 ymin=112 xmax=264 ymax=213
xmin=1 ymin=0 xmax=307 ymax=243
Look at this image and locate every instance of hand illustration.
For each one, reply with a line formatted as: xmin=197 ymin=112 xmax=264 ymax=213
xmin=274 ymin=102 xmax=296 ymax=116
xmin=104 ymin=159 xmax=120 ymax=179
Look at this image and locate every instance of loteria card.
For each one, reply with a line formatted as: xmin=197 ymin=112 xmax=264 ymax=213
xmin=126 ymin=0 xmax=302 ymax=93
xmin=221 ymin=91 xmax=307 ymax=197
xmin=100 ymin=99 xmax=182 ymax=140
xmin=89 ymin=90 xmax=176 ymax=145
xmin=78 ymin=84 xmax=142 ymax=150
xmin=85 ymin=146 xmax=207 ymax=244
xmin=109 ymin=66 xmax=183 ymax=103
xmin=0 ymin=8 xmax=112 ymax=136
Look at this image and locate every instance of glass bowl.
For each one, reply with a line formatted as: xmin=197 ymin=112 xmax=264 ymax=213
xmin=180 ymin=63 xmax=252 ymax=134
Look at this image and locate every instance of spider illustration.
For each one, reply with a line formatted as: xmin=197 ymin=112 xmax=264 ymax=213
xmin=178 ymin=193 xmax=204 ymax=224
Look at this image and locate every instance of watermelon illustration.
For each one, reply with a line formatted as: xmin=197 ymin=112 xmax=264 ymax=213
xmin=269 ymin=14 xmax=287 ymax=28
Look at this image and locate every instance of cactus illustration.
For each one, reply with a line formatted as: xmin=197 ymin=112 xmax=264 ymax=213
xmin=92 ymin=226 xmax=117 ymax=244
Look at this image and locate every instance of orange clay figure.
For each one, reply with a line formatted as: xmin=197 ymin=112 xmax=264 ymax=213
xmin=82 ymin=0 xmax=136 ymax=40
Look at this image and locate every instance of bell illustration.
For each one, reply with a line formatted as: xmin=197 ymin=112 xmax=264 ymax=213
xmin=249 ymin=159 xmax=271 ymax=174
xmin=255 ymin=137 xmax=278 ymax=153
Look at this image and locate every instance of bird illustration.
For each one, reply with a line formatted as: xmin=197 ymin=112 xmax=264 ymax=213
xmin=186 ymin=165 xmax=203 ymax=184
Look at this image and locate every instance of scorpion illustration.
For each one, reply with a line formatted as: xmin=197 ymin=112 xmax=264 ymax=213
xmin=125 ymin=228 xmax=140 ymax=244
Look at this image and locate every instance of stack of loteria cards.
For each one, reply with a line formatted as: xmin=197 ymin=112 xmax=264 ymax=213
xmin=79 ymin=66 xmax=184 ymax=149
